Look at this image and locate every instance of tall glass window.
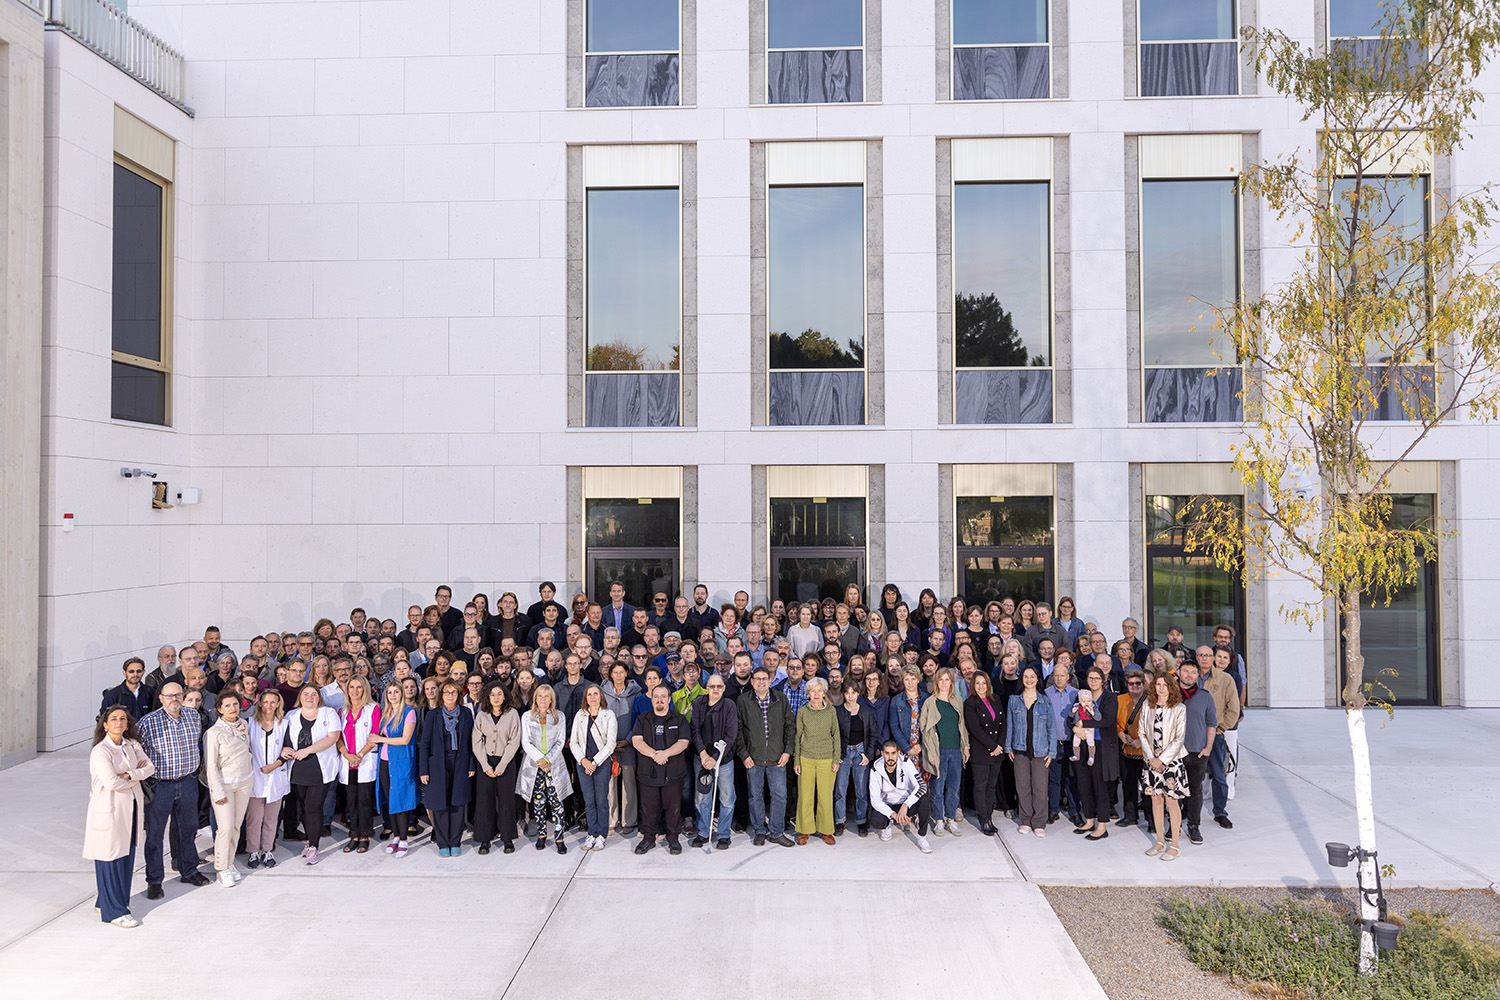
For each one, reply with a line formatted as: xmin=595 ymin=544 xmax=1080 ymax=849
xmin=1139 ymin=0 xmax=1237 ymax=97
xmin=586 ymin=498 xmax=681 ymax=608
xmin=770 ymin=497 xmax=866 ymax=604
xmin=956 ymin=496 xmax=1054 ymax=606
xmin=112 ymin=162 xmax=170 ymax=425
xmin=952 ymin=0 xmax=1050 ymax=100
xmin=953 ymin=182 xmax=1051 ymax=368
xmin=1330 ymin=175 xmax=1429 ymax=364
xmin=586 ymin=188 xmax=681 ymax=373
xmin=767 ymin=0 xmax=864 ymax=103
xmin=1141 ymin=179 xmax=1239 ymax=367
xmin=768 ymin=185 xmax=865 ymax=370
xmin=585 ymin=0 xmax=680 ymax=107
xmin=1340 ymin=494 xmax=1438 ymax=705
xmin=1146 ymin=494 xmax=1245 ymax=651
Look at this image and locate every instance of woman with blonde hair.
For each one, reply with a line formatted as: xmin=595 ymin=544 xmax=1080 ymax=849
xmin=919 ymin=667 xmax=970 ymax=836
xmin=85 ymin=707 xmax=154 ymax=927
xmin=338 ymin=676 xmax=380 ymax=854
xmin=245 ymin=688 xmax=289 ymax=869
xmin=203 ymin=690 xmax=253 ymax=886
xmin=371 ymin=680 xmax=418 ymax=855
xmin=1140 ymin=672 xmax=1189 ymax=861
xmin=519 ymin=683 xmax=572 ymax=854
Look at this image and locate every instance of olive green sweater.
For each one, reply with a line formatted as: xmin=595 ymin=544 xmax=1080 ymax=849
xmin=794 ymin=703 xmax=841 ymax=765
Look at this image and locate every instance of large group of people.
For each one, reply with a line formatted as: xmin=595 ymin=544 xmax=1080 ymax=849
xmin=85 ymin=581 xmax=1245 ymax=927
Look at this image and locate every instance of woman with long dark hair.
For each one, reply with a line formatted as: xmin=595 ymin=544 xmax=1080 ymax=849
xmin=85 ymin=707 xmax=154 ymax=927
xmin=964 ymin=671 xmax=1006 ymax=836
xmin=471 ymin=680 xmax=522 ymax=855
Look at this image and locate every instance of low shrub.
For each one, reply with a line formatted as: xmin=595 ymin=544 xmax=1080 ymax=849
xmin=1157 ymin=893 xmax=1500 ymax=1000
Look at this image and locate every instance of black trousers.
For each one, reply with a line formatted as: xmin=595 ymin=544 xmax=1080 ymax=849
xmin=1076 ymin=756 xmax=1109 ymax=825
xmin=1184 ymin=752 xmax=1210 ymax=829
xmin=290 ymin=781 xmax=328 ymax=848
xmin=434 ymin=806 xmax=465 ymax=848
xmin=637 ymin=779 xmax=683 ymax=844
xmin=732 ymin=759 xmax=749 ymax=829
xmin=1120 ymin=755 xmax=1144 ymax=821
xmin=473 ymin=756 xmax=520 ymax=846
xmin=346 ymin=778 xmax=375 ymax=839
xmin=378 ymin=759 xmax=412 ymax=839
xmin=869 ymin=794 xmax=932 ymax=836
xmin=999 ymin=755 xmax=1018 ymax=810
xmin=969 ymin=755 xmax=1003 ymax=820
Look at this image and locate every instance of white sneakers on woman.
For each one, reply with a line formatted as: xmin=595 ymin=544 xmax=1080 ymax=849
xmin=218 ymin=868 xmax=242 ymax=887
xmin=946 ymin=820 xmax=963 ymax=837
xmin=109 ymin=915 xmax=140 ymax=928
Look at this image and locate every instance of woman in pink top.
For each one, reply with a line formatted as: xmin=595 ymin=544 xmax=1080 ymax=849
xmin=337 ymin=677 xmax=380 ymax=853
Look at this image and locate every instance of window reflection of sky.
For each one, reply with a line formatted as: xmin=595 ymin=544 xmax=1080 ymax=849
xmin=587 ymin=0 xmax=679 ymax=53
xmin=1330 ymin=0 xmax=1404 ymax=38
xmin=1331 ymin=175 xmax=1427 ymax=363
xmin=1139 ymin=0 xmax=1233 ymax=41
xmin=954 ymin=182 xmax=1050 ymax=363
xmin=1142 ymin=179 xmax=1237 ymax=366
xmin=953 ymin=0 xmax=1047 ymax=45
xmin=769 ymin=0 xmax=863 ymax=49
xmin=587 ymin=188 xmax=680 ymax=370
xmin=768 ymin=186 xmax=865 ymax=364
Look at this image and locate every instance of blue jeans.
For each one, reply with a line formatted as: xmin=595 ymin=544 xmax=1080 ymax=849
xmin=579 ymin=761 xmax=612 ymax=838
xmin=744 ymin=763 xmax=788 ymax=838
xmin=1048 ymin=741 xmax=1081 ymax=817
xmin=1209 ymin=733 xmax=1230 ymax=818
xmin=695 ymin=762 xmax=737 ymax=840
xmin=934 ymin=747 xmax=964 ymax=821
xmin=834 ymin=744 xmax=870 ymax=825
xmin=144 ymin=776 xmax=200 ymax=885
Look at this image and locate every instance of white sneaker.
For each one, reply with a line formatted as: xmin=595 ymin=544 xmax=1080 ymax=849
xmin=1018 ymin=825 xmax=1032 ymax=835
xmin=947 ymin=820 xmax=963 ymax=838
xmin=593 ymin=836 xmax=606 ymax=850
xmin=109 ymin=914 xmax=140 ymax=928
xmin=879 ymin=827 xmax=893 ymax=842
xmin=930 ymin=822 xmax=946 ymax=837
xmin=228 ymin=867 xmax=244 ymax=884
xmin=954 ymin=809 xmax=964 ymax=822
xmin=217 ymin=870 xmax=238 ymax=887
xmin=916 ymin=836 xmax=933 ymax=854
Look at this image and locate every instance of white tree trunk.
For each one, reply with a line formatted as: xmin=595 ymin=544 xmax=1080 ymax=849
xmin=1346 ymin=706 xmax=1380 ymax=974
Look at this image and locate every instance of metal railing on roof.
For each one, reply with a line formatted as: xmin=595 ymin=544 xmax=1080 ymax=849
xmin=44 ymin=0 xmax=193 ymax=114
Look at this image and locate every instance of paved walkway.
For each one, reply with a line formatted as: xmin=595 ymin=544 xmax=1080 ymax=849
xmin=0 ymin=709 xmax=1491 ymax=998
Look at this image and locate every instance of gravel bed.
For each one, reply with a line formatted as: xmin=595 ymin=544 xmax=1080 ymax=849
xmin=1041 ymin=884 xmax=1500 ymax=1000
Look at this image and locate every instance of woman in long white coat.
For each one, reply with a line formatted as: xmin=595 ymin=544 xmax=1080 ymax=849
xmin=519 ymin=684 xmax=572 ymax=854
xmin=245 ymin=688 xmax=290 ymax=868
xmin=84 ymin=707 xmax=155 ymax=927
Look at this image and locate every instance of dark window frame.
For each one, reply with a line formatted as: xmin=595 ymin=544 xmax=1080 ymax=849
xmin=111 ymin=157 xmax=172 ymax=426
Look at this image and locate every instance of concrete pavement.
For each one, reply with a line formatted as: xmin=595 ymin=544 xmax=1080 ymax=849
xmin=0 ymin=708 xmax=1491 ymax=998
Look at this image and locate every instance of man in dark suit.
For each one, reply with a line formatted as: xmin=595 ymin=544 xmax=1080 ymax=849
xmin=602 ymin=580 xmax=635 ymax=634
xmin=101 ymin=656 xmax=159 ymax=719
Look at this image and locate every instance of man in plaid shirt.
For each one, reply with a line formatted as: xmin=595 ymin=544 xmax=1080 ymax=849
xmin=137 ymin=682 xmax=212 ymax=898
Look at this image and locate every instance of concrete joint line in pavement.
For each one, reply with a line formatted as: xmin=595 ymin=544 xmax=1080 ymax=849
xmin=498 ymin=848 xmax=588 ymax=1000
xmin=1239 ymin=742 xmax=1494 ymax=887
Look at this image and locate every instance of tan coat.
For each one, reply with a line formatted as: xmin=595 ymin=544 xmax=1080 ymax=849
xmin=202 ymin=718 xmax=253 ymax=801
xmin=918 ymin=692 xmax=969 ymax=777
xmin=83 ymin=738 xmax=155 ymax=862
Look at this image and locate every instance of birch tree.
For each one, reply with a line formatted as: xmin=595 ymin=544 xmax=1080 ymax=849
xmin=1191 ymin=0 xmax=1500 ymax=973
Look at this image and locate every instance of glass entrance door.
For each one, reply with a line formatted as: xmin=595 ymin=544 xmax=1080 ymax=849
xmin=588 ymin=549 xmax=678 ymax=610
xmin=586 ymin=497 xmax=680 ymax=607
xmin=956 ymin=495 xmax=1054 ymax=607
xmin=958 ymin=549 xmax=1052 ymax=607
xmin=771 ymin=548 xmax=865 ymax=604
xmin=1145 ymin=494 xmax=1244 ymax=652
xmin=769 ymin=497 xmax=866 ymax=604
xmin=1339 ymin=494 xmax=1439 ymax=705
